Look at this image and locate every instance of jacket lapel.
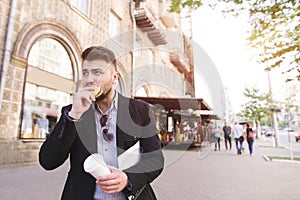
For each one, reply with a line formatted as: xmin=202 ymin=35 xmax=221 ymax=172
xmin=116 ymin=94 xmax=140 ymax=156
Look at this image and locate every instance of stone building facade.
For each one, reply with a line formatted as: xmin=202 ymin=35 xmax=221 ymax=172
xmin=0 ymin=0 xmax=194 ymax=166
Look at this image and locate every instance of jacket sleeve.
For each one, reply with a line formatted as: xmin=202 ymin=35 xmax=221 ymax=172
xmin=123 ymin=101 xmax=164 ymax=195
xmin=39 ymin=105 xmax=77 ymax=170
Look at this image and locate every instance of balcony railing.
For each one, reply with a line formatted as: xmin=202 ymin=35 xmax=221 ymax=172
xmin=134 ymin=2 xmax=167 ymax=45
xmin=169 ymin=52 xmax=190 ymax=75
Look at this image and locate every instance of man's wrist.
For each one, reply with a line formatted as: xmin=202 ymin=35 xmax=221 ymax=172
xmin=68 ymin=110 xmax=81 ymax=120
xmin=64 ymin=110 xmax=80 ymax=122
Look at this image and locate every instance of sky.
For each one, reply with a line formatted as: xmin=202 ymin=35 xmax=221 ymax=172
xmin=191 ymin=5 xmax=287 ymax=114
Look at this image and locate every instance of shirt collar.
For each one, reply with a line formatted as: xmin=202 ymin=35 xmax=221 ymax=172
xmin=94 ymin=90 xmax=118 ymax=115
xmin=112 ymin=91 xmax=118 ymax=110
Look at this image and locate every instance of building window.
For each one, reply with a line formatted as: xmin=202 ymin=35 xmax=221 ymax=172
xmin=21 ymin=83 xmax=72 ymax=139
xmin=133 ymin=36 xmax=141 ymax=57
xmin=148 ymin=49 xmax=154 ymax=65
xmin=109 ymin=11 xmax=121 ymax=38
xmin=28 ymin=38 xmax=73 ymax=79
xmin=135 ymin=85 xmax=150 ymax=97
xmin=71 ymin=0 xmax=90 ymax=16
xmin=20 ymin=38 xmax=74 ymax=139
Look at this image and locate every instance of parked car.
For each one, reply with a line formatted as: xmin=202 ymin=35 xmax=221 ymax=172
xmin=264 ymin=128 xmax=274 ymax=137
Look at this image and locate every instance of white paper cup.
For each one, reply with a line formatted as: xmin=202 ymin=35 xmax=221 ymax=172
xmin=83 ymin=153 xmax=111 ymax=178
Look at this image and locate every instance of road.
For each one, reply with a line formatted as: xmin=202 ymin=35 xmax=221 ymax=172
xmin=264 ymin=130 xmax=300 ymax=153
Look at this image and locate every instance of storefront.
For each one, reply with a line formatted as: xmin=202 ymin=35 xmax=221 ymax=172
xmin=20 ymin=38 xmax=75 ymax=139
xmin=200 ymin=114 xmax=222 ymax=143
xmin=134 ymin=96 xmax=214 ymax=147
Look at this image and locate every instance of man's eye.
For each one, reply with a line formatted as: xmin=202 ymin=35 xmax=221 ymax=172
xmin=82 ymin=71 xmax=88 ymax=76
xmin=94 ymin=71 xmax=104 ymax=75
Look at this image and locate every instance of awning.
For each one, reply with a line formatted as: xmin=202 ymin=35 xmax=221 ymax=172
xmin=42 ymin=109 xmax=59 ymax=116
xmin=201 ymin=114 xmax=221 ymax=121
xmin=134 ymin=96 xmax=212 ymax=111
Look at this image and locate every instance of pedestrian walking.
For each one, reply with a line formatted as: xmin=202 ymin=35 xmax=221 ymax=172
xmin=213 ymin=126 xmax=221 ymax=151
xmin=39 ymin=46 xmax=164 ymax=200
xmin=246 ymin=123 xmax=255 ymax=156
xmin=232 ymin=122 xmax=244 ymax=155
xmin=222 ymin=122 xmax=232 ymax=151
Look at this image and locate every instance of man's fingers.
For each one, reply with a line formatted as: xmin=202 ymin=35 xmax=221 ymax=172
xmin=95 ymin=166 xmax=128 ymax=194
xmin=81 ymin=99 xmax=92 ymax=107
xmin=81 ymin=95 xmax=93 ymax=105
xmin=108 ymin=166 xmax=118 ymax=172
xmin=79 ymin=90 xmax=95 ymax=104
xmin=78 ymin=86 xmax=96 ymax=92
xmin=96 ymin=178 xmax=120 ymax=186
xmin=96 ymin=169 xmax=128 ymax=194
xmin=97 ymin=173 xmax=119 ymax=182
xmin=96 ymin=178 xmax=122 ymax=194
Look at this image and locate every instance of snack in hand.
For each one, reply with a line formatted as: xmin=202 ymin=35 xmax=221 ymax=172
xmin=94 ymin=86 xmax=103 ymax=98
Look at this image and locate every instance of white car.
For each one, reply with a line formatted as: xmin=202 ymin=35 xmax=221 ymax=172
xmin=264 ymin=128 xmax=274 ymax=137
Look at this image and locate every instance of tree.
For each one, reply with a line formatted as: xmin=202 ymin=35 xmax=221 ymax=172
xmin=170 ymin=0 xmax=300 ymax=81
xmin=281 ymin=83 xmax=300 ymax=129
xmin=239 ymin=87 xmax=271 ymax=138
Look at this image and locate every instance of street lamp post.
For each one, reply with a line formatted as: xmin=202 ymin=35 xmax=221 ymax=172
xmin=267 ymin=68 xmax=279 ymax=147
xmin=285 ymin=88 xmax=295 ymax=160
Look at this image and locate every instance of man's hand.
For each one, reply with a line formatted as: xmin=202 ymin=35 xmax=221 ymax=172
xmin=96 ymin=166 xmax=128 ymax=194
xmin=69 ymin=87 xmax=95 ymax=119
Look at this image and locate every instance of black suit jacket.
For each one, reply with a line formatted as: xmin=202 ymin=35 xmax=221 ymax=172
xmin=39 ymin=94 xmax=164 ymax=200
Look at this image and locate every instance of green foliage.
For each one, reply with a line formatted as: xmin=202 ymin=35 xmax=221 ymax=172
xmin=169 ymin=0 xmax=203 ymax=13
xmin=169 ymin=0 xmax=181 ymax=13
xmin=170 ymin=0 xmax=300 ymax=81
xmin=279 ymin=120 xmax=288 ymax=128
xmin=246 ymin=0 xmax=300 ymax=81
xmin=240 ymin=87 xmax=271 ymax=122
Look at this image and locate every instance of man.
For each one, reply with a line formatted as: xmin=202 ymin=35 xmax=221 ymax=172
xmin=212 ymin=126 xmax=221 ymax=151
xmin=39 ymin=46 xmax=164 ymax=200
xmin=232 ymin=122 xmax=244 ymax=154
xmin=222 ymin=122 xmax=232 ymax=151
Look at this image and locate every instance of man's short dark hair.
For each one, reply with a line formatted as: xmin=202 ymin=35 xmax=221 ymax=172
xmin=81 ymin=46 xmax=117 ymax=69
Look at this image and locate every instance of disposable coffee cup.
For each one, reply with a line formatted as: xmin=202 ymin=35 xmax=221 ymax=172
xmin=83 ymin=153 xmax=111 ymax=178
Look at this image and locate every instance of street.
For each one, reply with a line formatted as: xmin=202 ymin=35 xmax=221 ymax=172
xmin=264 ymin=130 xmax=300 ymax=153
xmin=1 ymin=139 xmax=300 ymax=200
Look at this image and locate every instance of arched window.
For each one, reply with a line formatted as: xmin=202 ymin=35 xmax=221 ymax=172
xmin=21 ymin=38 xmax=74 ymax=139
xmin=28 ymin=38 xmax=73 ymax=79
xmin=135 ymin=85 xmax=150 ymax=97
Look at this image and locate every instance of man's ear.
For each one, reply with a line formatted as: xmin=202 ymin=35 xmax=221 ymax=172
xmin=112 ymin=71 xmax=119 ymax=84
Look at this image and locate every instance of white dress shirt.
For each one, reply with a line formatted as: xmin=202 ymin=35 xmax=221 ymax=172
xmin=93 ymin=94 xmax=126 ymax=200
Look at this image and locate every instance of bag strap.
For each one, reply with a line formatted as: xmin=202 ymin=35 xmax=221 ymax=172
xmin=130 ymin=185 xmax=147 ymax=200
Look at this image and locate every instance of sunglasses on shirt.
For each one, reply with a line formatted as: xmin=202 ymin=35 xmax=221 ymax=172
xmin=100 ymin=115 xmax=113 ymax=142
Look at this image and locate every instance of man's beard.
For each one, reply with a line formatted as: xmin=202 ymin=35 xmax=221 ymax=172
xmin=95 ymin=87 xmax=112 ymax=102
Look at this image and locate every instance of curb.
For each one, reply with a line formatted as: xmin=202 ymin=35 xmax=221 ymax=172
xmin=262 ymin=155 xmax=300 ymax=164
xmin=272 ymin=159 xmax=300 ymax=164
xmin=262 ymin=155 xmax=270 ymax=162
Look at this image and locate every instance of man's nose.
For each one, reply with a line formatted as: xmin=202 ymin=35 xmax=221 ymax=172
xmin=86 ymin=73 xmax=95 ymax=83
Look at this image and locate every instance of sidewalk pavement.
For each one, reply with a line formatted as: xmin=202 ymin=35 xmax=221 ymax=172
xmin=0 ymin=138 xmax=299 ymax=200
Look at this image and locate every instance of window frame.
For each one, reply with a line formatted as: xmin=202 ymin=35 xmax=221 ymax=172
xmin=108 ymin=10 xmax=122 ymax=38
xmin=70 ymin=0 xmax=91 ymax=17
